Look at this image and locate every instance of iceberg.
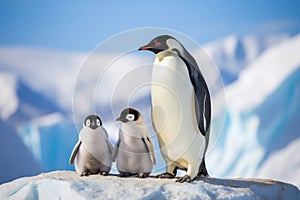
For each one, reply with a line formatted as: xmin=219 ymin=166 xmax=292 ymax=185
xmin=208 ymin=34 xmax=300 ymax=187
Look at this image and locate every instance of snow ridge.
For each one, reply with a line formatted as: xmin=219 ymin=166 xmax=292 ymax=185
xmin=1 ymin=171 xmax=299 ymax=200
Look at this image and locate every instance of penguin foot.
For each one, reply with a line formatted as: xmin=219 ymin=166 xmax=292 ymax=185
xmin=99 ymin=171 xmax=108 ymax=176
xmin=81 ymin=171 xmax=90 ymax=176
xmin=119 ymin=172 xmax=131 ymax=177
xmin=197 ymin=169 xmax=209 ymax=178
xmin=135 ymin=173 xmax=149 ymax=178
xmin=197 ymin=173 xmax=210 ymax=178
xmin=156 ymin=172 xmax=175 ymax=179
xmin=198 ymin=159 xmax=209 ymax=177
xmin=176 ymin=175 xmax=192 ymax=183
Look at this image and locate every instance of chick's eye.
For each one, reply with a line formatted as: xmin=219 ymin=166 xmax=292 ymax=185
xmin=154 ymin=42 xmax=161 ymax=47
xmin=126 ymin=114 xmax=135 ymax=121
xmin=96 ymin=119 xmax=101 ymax=126
xmin=86 ymin=119 xmax=90 ymax=126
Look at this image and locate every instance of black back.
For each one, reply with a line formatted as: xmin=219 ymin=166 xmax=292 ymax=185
xmin=179 ymin=52 xmax=211 ymax=136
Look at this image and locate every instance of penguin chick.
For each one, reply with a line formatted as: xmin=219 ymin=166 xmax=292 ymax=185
xmin=69 ymin=115 xmax=113 ymax=176
xmin=112 ymin=108 xmax=156 ymax=178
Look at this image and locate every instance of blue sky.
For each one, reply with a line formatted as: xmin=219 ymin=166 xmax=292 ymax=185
xmin=0 ymin=0 xmax=300 ymax=52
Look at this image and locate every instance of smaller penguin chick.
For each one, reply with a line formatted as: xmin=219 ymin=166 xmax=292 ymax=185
xmin=112 ymin=108 xmax=156 ymax=178
xmin=69 ymin=115 xmax=113 ymax=176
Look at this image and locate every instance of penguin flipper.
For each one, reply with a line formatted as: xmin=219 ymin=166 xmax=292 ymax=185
xmin=69 ymin=141 xmax=82 ymax=165
xmin=143 ymin=137 xmax=156 ymax=165
xmin=179 ymin=55 xmax=211 ymax=136
xmin=111 ymin=139 xmax=121 ymax=162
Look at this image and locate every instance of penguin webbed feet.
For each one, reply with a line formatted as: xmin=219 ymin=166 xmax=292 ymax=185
xmin=197 ymin=159 xmax=209 ymax=178
xmin=99 ymin=171 xmax=108 ymax=176
xmin=197 ymin=172 xmax=210 ymax=178
xmin=176 ymin=175 xmax=192 ymax=183
xmin=119 ymin=172 xmax=150 ymax=178
xmin=80 ymin=171 xmax=91 ymax=176
xmin=119 ymin=172 xmax=131 ymax=177
xmin=156 ymin=172 xmax=176 ymax=179
xmin=135 ymin=172 xmax=149 ymax=178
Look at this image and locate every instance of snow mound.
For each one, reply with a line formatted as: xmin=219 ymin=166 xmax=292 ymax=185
xmin=1 ymin=171 xmax=299 ymax=200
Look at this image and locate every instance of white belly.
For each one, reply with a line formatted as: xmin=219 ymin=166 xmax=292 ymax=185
xmin=151 ymin=53 xmax=205 ymax=164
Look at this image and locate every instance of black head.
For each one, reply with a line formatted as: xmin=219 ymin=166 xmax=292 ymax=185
xmin=84 ymin=114 xmax=102 ymax=130
xmin=138 ymin=35 xmax=179 ymax=54
xmin=116 ymin=108 xmax=140 ymax=123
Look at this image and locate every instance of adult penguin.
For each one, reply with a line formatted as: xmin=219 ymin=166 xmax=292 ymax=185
xmin=139 ymin=35 xmax=211 ymax=182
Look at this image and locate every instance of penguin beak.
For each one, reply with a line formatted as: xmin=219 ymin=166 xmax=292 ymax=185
xmin=116 ymin=117 xmax=127 ymax=123
xmin=138 ymin=45 xmax=152 ymax=51
xmin=139 ymin=44 xmax=163 ymax=54
xmin=116 ymin=117 xmax=123 ymax=122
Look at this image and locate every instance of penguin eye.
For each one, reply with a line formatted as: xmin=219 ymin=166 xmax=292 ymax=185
xmin=154 ymin=42 xmax=161 ymax=47
xmin=96 ymin=119 xmax=101 ymax=126
xmin=126 ymin=114 xmax=135 ymax=121
xmin=86 ymin=119 xmax=91 ymax=127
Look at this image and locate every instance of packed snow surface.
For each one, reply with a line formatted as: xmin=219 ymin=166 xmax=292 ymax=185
xmin=1 ymin=171 xmax=299 ymax=200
